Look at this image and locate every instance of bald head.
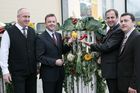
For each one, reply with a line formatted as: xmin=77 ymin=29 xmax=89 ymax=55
xmin=17 ymin=8 xmax=30 ymax=27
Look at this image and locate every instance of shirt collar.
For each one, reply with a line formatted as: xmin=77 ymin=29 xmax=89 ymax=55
xmin=15 ymin=23 xmax=28 ymax=31
xmin=125 ymin=27 xmax=135 ymax=38
xmin=45 ymin=28 xmax=55 ymax=37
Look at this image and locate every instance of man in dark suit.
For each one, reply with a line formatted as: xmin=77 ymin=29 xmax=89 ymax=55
xmin=118 ymin=13 xmax=140 ymax=93
xmin=81 ymin=9 xmax=124 ymax=93
xmin=36 ymin=14 xmax=73 ymax=93
xmin=0 ymin=8 xmax=37 ymax=93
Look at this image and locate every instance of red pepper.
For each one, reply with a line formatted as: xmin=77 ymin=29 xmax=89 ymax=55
xmin=84 ymin=42 xmax=90 ymax=46
xmin=79 ymin=34 xmax=87 ymax=40
xmin=72 ymin=18 xmax=78 ymax=25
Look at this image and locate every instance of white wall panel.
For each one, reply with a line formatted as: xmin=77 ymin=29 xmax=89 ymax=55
xmin=0 ymin=0 xmax=62 ymax=24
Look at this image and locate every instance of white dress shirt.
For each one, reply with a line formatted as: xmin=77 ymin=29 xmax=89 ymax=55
xmin=124 ymin=27 xmax=135 ymax=41
xmin=0 ymin=23 xmax=28 ymax=74
xmin=45 ymin=28 xmax=57 ymax=40
xmin=120 ymin=27 xmax=135 ymax=53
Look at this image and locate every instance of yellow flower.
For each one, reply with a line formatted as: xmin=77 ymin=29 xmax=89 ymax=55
xmin=84 ymin=53 xmax=93 ymax=61
xmin=71 ymin=31 xmax=78 ymax=39
xmin=28 ymin=22 xmax=35 ymax=29
xmin=137 ymin=21 xmax=140 ymax=26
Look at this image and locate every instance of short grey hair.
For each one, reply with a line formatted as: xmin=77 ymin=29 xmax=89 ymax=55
xmin=17 ymin=8 xmax=27 ymax=16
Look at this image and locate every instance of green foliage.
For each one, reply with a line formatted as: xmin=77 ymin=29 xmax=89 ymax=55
xmin=6 ymin=83 xmax=13 ymax=93
xmin=61 ymin=17 xmax=85 ymax=31
xmin=4 ymin=22 xmax=15 ymax=30
xmin=62 ymin=17 xmax=107 ymax=93
xmin=61 ymin=17 xmax=106 ymax=44
xmin=83 ymin=17 xmax=102 ymax=31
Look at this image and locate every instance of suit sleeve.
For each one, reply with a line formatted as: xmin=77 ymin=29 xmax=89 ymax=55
xmin=130 ymin=35 xmax=140 ymax=90
xmin=36 ymin=37 xmax=56 ymax=67
xmin=90 ymin=30 xmax=124 ymax=53
xmin=62 ymin=44 xmax=72 ymax=54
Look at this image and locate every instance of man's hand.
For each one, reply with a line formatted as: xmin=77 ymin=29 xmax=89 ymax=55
xmin=68 ymin=38 xmax=75 ymax=44
xmin=55 ymin=59 xmax=64 ymax=66
xmin=128 ymin=87 xmax=137 ymax=93
xmin=3 ymin=73 xmax=12 ymax=84
xmin=66 ymin=38 xmax=76 ymax=46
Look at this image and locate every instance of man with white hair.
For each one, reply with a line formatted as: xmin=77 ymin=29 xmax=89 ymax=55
xmin=0 ymin=8 xmax=37 ymax=93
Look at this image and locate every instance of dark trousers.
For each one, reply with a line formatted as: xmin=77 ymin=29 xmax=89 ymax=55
xmin=118 ymin=90 xmax=127 ymax=93
xmin=42 ymin=79 xmax=63 ymax=93
xmin=12 ymin=73 xmax=37 ymax=93
xmin=106 ymin=79 xmax=118 ymax=93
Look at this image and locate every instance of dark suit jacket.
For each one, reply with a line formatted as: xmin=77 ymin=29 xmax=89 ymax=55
xmin=36 ymin=31 xmax=71 ymax=82
xmin=118 ymin=29 xmax=140 ymax=92
xmin=90 ymin=24 xmax=124 ymax=79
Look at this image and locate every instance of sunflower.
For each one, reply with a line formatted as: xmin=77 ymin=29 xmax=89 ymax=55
xmin=83 ymin=53 xmax=93 ymax=61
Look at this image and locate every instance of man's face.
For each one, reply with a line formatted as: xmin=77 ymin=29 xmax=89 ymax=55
xmin=120 ymin=15 xmax=135 ymax=33
xmin=45 ymin=16 xmax=57 ymax=31
xmin=17 ymin=9 xmax=30 ymax=27
xmin=106 ymin=11 xmax=118 ymax=27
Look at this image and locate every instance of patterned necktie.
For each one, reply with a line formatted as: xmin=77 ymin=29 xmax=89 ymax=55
xmin=22 ymin=27 xmax=27 ymax=38
xmin=52 ymin=33 xmax=57 ymax=45
xmin=120 ymin=35 xmax=127 ymax=53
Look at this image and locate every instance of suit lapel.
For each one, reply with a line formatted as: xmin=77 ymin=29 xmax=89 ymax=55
xmin=55 ymin=32 xmax=62 ymax=50
xmin=14 ymin=25 xmax=27 ymax=39
xmin=120 ymin=30 xmax=138 ymax=55
xmin=45 ymin=31 xmax=62 ymax=50
xmin=44 ymin=31 xmax=52 ymax=41
xmin=102 ymin=24 xmax=120 ymax=43
xmin=102 ymin=31 xmax=113 ymax=42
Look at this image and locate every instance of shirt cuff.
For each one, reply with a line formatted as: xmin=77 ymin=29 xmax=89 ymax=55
xmin=2 ymin=68 xmax=9 ymax=75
